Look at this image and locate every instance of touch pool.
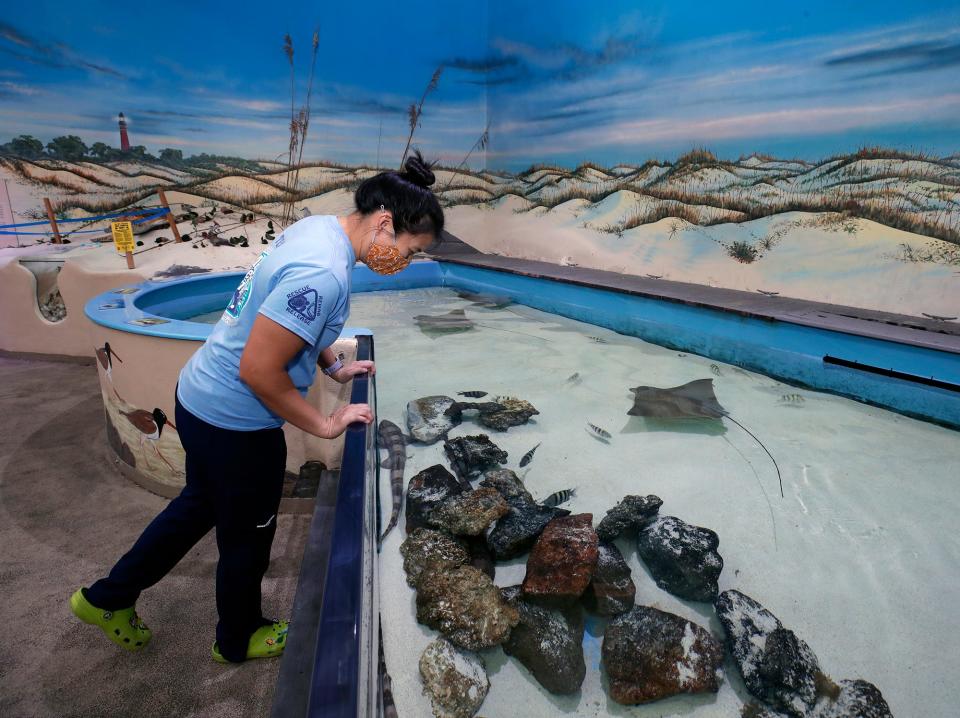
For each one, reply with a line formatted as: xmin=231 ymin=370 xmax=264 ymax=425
xmin=357 ymin=285 xmax=959 ymax=718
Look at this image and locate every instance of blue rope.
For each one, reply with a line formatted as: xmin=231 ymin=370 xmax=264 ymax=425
xmin=0 ymin=206 xmax=169 ymax=230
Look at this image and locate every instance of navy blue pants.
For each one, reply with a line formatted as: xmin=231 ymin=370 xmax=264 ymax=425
xmin=86 ymin=396 xmax=286 ymax=662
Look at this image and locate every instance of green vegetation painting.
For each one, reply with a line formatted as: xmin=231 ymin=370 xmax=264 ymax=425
xmin=1 ymin=0 xmax=957 ymax=316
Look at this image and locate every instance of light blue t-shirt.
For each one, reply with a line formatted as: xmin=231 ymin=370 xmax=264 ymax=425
xmin=177 ymin=215 xmax=355 ymax=430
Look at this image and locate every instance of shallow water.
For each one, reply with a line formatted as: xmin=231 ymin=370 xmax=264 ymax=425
xmin=355 ymin=287 xmax=959 ymax=717
xmin=188 ymin=309 xmax=222 ymax=324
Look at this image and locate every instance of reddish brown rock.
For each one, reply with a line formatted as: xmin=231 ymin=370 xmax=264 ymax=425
xmin=521 ymin=513 xmax=599 ymax=607
xmin=602 ymin=605 xmax=725 ymax=705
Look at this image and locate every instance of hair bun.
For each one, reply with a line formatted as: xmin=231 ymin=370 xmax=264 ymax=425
xmin=402 ymin=150 xmax=436 ymax=188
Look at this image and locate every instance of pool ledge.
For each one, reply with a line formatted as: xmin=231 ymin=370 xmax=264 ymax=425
xmin=429 ymin=249 xmax=960 ymax=356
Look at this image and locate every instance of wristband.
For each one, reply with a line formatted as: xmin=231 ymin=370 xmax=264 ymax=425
xmin=322 ymin=357 xmax=344 ymax=376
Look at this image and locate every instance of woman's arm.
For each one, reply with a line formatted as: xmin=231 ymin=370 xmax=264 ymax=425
xmin=239 ymin=314 xmax=373 ymax=437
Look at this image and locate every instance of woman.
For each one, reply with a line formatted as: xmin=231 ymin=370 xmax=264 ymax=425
xmin=70 ymin=153 xmax=444 ymax=663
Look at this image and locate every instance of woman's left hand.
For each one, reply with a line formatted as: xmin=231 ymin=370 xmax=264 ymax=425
xmin=331 ymin=360 xmax=375 ymax=384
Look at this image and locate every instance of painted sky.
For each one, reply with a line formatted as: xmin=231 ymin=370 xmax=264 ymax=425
xmin=1 ymin=0 xmax=958 ymax=170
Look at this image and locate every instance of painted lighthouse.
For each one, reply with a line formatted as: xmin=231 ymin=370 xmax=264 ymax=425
xmin=118 ymin=112 xmax=130 ymax=152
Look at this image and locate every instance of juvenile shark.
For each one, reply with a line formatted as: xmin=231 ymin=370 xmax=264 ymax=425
xmin=378 ymin=419 xmax=409 ymax=543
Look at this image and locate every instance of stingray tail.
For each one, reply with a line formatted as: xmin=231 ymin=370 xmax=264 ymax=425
xmin=474 ymin=322 xmax=552 ymax=342
xmin=726 ymin=415 xmax=784 ymax=498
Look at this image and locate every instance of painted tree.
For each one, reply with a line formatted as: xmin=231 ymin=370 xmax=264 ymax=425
xmin=46 ymin=135 xmax=88 ymax=161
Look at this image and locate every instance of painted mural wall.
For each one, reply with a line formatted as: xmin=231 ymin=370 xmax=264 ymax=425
xmin=1 ymin=1 xmax=958 ymax=318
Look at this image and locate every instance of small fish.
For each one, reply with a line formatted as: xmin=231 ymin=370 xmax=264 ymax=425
xmin=710 ymin=363 xmax=723 ymax=376
xmin=458 ymin=390 xmax=488 ymax=398
xmin=922 ymin=313 xmax=957 ymax=321
xmin=566 ymin=372 xmax=581 ymax=384
xmin=586 ymin=422 xmax=612 ymax=440
xmin=587 ymin=336 xmax=608 ymax=344
xmin=542 ymin=488 xmax=576 ymax=507
xmin=778 ymin=394 xmax=805 ymax=404
xmin=379 ymin=625 xmax=398 ymax=718
xmin=757 ymin=289 xmax=780 ymax=296
xmin=519 ymin=442 xmax=541 ymax=468
xmin=378 ymin=420 xmax=408 ymax=543
xmin=677 ymin=353 xmax=688 ymax=358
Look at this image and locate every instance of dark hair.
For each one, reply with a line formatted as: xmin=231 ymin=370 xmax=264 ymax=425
xmin=354 ymin=150 xmax=445 ymax=240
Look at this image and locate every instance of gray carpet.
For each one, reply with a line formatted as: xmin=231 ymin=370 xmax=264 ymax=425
xmin=0 ymin=357 xmax=311 ymax=718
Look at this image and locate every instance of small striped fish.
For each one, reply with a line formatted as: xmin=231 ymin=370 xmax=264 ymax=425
xmin=587 ymin=336 xmax=608 ymax=344
xmin=586 ymin=422 xmax=612 ymax=440
xmin=519 ymin=442 xmax=541 ymax=468
xmin=542 ymin=488 xmax=576 ymax=507
xmin=779 ymin=393 xmax=805 ymax=404
xmin=710 ymin=363 xmax=723 ymax=376
xmin=457 ymin=390 xmax=488 ymax=398
xmin=566 ymin=372 xmax=581 ymax=384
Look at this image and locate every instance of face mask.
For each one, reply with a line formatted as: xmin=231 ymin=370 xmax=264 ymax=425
xmin=363 ymin=238 xmax=411 ymax=275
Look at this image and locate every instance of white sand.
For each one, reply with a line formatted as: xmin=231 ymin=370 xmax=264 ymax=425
xmin=357 ymin=287 xmax=960 ymax=718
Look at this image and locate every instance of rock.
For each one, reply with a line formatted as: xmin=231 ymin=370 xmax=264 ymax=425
xmin=464 ymin=535 xmax=495 ymax=580
xmin=500 ymin=586 xmax=586 ymax=695
xmin=521 ymin=514 xmax=598 ymax=607
xmin=811 ymin=679 xmax=893 ymax=718
xmin=716 ymin=590 xmax=829 ymax=717
xmin=636 ymin=515 xmax=723 ymax=602
xmin=595 ymin=494 xmax=663 ymax=541
xmin=758 ymin=628 xmax=822 ymax=716
xmin=443 ymin=435 xmax=508 ymax=484
xmin=582 ymin=541 xmax=636 ymax=616
xmin=715 ymin=589 xmax=783 ymax=698
xmin=427 ymin=488 xmax=510 ymax=536
xmin=407 ymin=395 xmax=462 ymax=444
xmin=742 ymin=705 xmax=792 ymax=718
xmin=416 ymin=565 xmax=520 ymax=650
xmin=400 ymin=528 xmax=469 ymax=588
xmin=476 ymin=396 xmax=539 ymax=431
xmin=487 ymin=497 xmax=570 ymax=560
xmin=406 ymin=465 xmax=465 ymax=533
xmin=479 ymin=468 xmax=533 ymax=503
xmin=601 ymin=605 xmax=724 ymax=705
xmin=39 ymin=289 xmax=67 ymax=322
xmin=419 ymin=638 xmax=489 ymax=718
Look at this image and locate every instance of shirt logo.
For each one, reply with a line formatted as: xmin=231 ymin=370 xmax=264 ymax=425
xmin=286 ymin=286 xmax=319 ymax=323
xmin=223 ymin=251 xmax=269 ymax=325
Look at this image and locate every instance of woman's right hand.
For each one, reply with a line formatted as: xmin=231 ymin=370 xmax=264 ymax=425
xmin=320 ymin=403 xmax=373 ymax=438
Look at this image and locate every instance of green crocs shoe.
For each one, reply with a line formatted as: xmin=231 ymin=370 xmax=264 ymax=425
xmin=212 ymin=620 xmax=289 ymax=664
xmin=69 ymin=588 xmax=152 ymax=652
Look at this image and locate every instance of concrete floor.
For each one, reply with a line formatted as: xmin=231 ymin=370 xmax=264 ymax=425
xmin=0 ymin=357 xmax=311 ymax=718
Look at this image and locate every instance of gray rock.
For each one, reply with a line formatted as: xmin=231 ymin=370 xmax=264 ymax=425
xmin=479 ymin=468 xmax=533 ymax=502
xmin=407 ymin=395 xmax=461 ymax=444
xmin=596 ymin=494 xmax=663 ymax=541
xmin=759 ymin=628 xmax=822 ymax=716
xmin=636 ymin=515 xmax=723 ymax=602
xmin=500 ymin=586 xmax=585 ymax=695
xmin=601 ymin=605 xmax=725 ymax=704
xmin=419 ymin=638 xmax=489 ymax=718
xmin=443 ymin=434 xmax=508 ymax=484
xmin=427 ymin=488 xmax=510 ymax=536
xmin=476 ymin=396 xmax=539 ymax=431
xmin=406 ymin=465 xmax=465 ymax=533
xmin=400 ymin=528 xmax=469 ymax=588
xmin=582 ymin=541 xmax=635 ymax=616
xmin=416 ymin=565 xmax=520 ymax=650
xmin=715 ymin=589 xmax=783 ymax=698
xmin=486 ymin=497 xmax=570 ymax=560
xmin=811 ymin=679 xmax=893 ymax=718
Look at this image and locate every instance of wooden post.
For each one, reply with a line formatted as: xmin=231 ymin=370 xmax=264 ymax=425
xmin=158 ymin=190 xmax=182 ymax=242
xmin=125 ymin=249 xmax=135 ymax=269
xmin=43 ymin=198 xmax=62 ymax=244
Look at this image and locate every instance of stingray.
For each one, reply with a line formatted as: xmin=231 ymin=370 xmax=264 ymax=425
xmin=628 ymin=378 xmax=782 ymax=497
xmin=456 ymin=290 xmax=513 ymax=309
xmin=413 ymin=308 xmax=475 ymax=332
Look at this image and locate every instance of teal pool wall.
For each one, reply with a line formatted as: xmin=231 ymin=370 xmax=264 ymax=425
xmin=85 ymin=260 xmax=960 ymax=428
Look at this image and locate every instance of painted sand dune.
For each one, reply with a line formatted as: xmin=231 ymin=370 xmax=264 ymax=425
xmin=1 ymin=148 xmax=958 ymax=317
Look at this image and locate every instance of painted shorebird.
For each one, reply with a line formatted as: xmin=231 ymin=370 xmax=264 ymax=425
xmin=95 ymin=342 xmax=123 ymax=400
xmin=122 ymin=408 xmax=178 ymax=472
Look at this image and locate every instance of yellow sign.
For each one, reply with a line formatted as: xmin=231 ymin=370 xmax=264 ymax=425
xmin=111 ymin=221 xmax=135 ymax=253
